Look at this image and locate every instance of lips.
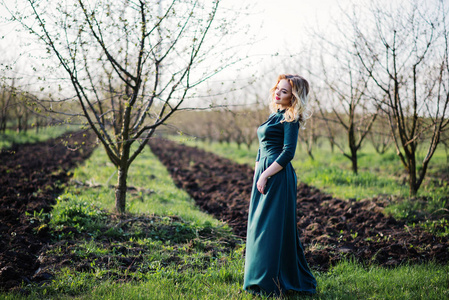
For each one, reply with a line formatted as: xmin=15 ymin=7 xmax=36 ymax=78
xmin=276 ymin=97 xmax=280 ymax=100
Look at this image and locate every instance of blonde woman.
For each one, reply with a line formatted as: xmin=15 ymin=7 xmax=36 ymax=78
xmin=243 ymin=74 xmax=316 ymax=296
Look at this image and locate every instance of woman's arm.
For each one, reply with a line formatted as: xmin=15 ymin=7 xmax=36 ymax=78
xmin=275 ymin=121 xmax=299 ymax=168
xmin=256 ymin=161 xmax=283 ymax=194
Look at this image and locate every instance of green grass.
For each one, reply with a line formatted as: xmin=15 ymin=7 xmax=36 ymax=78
xmin=2 ymin=139 xmax=449 ymax=299
xmin=4 ymin=255 xmax=449 ymax=299
xmin=315 ymin=260 xmax=449 ymax=300
xmin=0 ymin=124 xmax=80 ymax=150
xmin=69 ymin=144 xmax=220 ymax=223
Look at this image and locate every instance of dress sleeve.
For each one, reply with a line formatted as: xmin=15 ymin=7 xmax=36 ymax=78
xmin=256 ymin=148 xmax=260 ymax=162
xmin=275 ymin=120 xmax=299 ymax=168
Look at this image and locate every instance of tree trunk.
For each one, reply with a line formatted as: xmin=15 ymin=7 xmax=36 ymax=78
xmin=348 ymin=118 xmax=358 ymax=174
xmin=115 ymin=143 xmax=130 ymax=213
xmin=307 ymin=148 xmax=315 ymax=160
xmin=35 ymin=119 xmax=40 ymax=133
xmin=350 ymin=149 xmax=358 ymax=174
xmin=23 ymin=110 xmax=29 ymax=133
xmin=115 ymin=164 xmax=128 ymax=213
xmin=307 ymin=135 xmax=315 ymax=160
xmin=408 ymin=156 xmax=418 ymax=196
xmin=16 ymin=116 xmax=22 ymax=133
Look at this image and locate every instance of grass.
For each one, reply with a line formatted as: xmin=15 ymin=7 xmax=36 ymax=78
xmin=0 ymin=124 xmax=80 ymax=150
xmin=1 ymin=139 xmax=449 ymax=299
xmin=4 ymin=261 xmax=449 ymax=299
xmin=69 ymin=144 xmax=220 ymax=222
xmin=315 ymin=260 xmax=449 ymax=300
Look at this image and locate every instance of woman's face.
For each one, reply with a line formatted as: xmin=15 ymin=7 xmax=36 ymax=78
xmin=274 ymin=79 xmax=293 ymax=109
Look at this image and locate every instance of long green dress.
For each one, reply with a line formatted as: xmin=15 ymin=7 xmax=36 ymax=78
xmin=243 ymin=109 xmax=317 ymax=296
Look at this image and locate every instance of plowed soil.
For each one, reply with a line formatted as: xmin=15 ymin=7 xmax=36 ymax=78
xmin=0 ymin=131 xmax=96 ymax=291
xmin=149 ymin=138 xmax=449 ymax=271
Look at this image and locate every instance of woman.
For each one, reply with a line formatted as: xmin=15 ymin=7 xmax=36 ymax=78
xmin=243 ymin=74 xmax=317 ymax=296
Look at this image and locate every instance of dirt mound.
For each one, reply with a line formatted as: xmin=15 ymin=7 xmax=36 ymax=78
xmin=149 ymin=138 xmax=449 ymax=271
xmin=0 ymin=131 xmax=96 ymax=291
xmin=149 ymin=139 xmax=253 ymax=239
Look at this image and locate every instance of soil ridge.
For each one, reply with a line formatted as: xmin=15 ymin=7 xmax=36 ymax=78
xmin=0 ymin=131 xmax=96 ymax=291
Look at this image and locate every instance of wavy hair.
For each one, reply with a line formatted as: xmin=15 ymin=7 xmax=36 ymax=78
xmin=269 ymin=74 xmax=311 ymax=129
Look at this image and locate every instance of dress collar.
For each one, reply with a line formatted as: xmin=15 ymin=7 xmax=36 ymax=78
xmin=277 ymin=108 xmax=286 ymax=114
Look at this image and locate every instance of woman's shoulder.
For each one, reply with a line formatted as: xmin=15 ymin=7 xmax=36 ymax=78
xmin=282 ymin=118 xmax=300 ymax=130
xmin=281 ymin=116 xmax=300 ymax=124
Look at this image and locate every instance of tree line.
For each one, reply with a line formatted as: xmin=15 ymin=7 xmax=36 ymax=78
xmin=308 ymin=0 xmax=449 ymax=195
xmin=2 ymin=0 xmax=448 ymax=213
xmin=0 ymin=82 xmax=57 ymax=133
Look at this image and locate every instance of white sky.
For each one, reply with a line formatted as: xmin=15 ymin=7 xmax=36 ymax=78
xmin=0 ymin=0 xmax=344 ymax=105
xmin=238 ymin=0 xmax=338 ymax=55
xmin=197 ymin=0 xmax=345 ymax=106
xmin=0 ymin=0 xmax=341 ymax=66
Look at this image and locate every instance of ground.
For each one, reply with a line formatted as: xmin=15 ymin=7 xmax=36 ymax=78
xmin=0 ymin=133 xmax=448 ymax=294
xmin=0 ymin=131 xmax=96 ymax=291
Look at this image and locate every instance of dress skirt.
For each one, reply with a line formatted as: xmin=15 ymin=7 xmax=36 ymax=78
xmin=243 ymin=153 xmax=317 ymax=296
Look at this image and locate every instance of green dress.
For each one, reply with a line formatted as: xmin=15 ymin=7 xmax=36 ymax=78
xmin=243 ymin=110 xmax=317 ymax=296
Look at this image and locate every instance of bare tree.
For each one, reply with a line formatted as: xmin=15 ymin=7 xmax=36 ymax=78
xmin=230 ymin=108 xmax=264 ymax=150
xmin=296 ymin=67 xmax=319 ymax=160
xmin=368 ymin=112 xmax=393 ymax=155
xmin=13 ymin=90 xmax=32 ymax=133
xmin=0 ymin=83 xmax=14 ymax=133
xmin=0 ymin=80 xmax=39 ymax=133
xmin=297 ymin=113 xmax=319 ymax=160
xmin=313 ymin=43 xmax=378 ymax=174
xmin=352 ymin=0 xmax=449 ymax=195
xmin=5 ymin=0 xmax=241 ymax=212
xmin=441 ymin=131 xmax=449 ymax=165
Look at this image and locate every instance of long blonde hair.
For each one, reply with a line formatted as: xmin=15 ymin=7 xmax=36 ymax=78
xmin=269 ymin=74 xmax=311 ymax=129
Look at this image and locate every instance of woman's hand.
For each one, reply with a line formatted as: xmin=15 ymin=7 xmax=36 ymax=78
xmin=255 ymin=162 xmax=283 ymax=194
xmin=257 ymin=174 xmax=268 ymax=194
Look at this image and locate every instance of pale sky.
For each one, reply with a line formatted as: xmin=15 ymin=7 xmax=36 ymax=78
xmin=196 ymin=0 xmax=345 ymax=106
xmin=0 ymin=0 xmax=344 ymax=105
xmin=240 ymin=0 xmax=337 ymax=55
xmin=1 ymin=0 xmax=341 ymax=66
